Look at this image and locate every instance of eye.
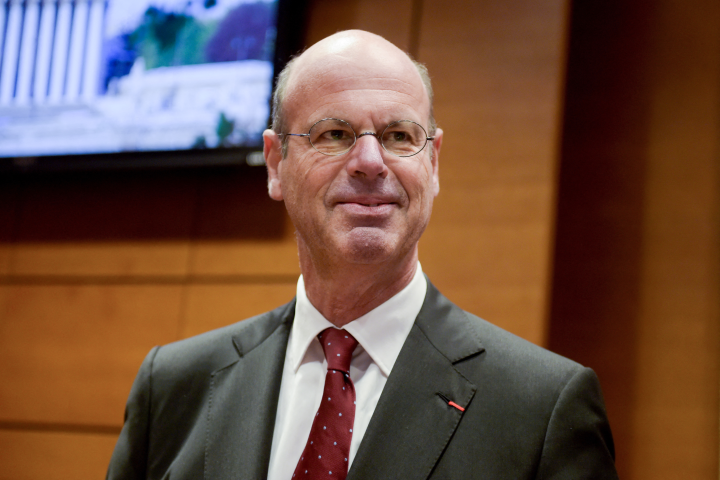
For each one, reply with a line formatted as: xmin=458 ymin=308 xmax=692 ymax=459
xmin=316 ymin=128 xmax=352 ymax=143
xmin=381 ymin=121 xmax=428 ymax=156
xmin=383 ymin=128 xmax=414 ymax=144
xmin=390 ymin=131 xmax=408 ymax=142
xmin=310 ymin=120 xmax=354 ymax=144
xmin=328 ymin=130 xmax=348 ymax=141
xmin=308 ymin=119 xmax=356 ymax=155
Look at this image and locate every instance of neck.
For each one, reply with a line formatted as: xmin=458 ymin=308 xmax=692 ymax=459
xmin=299 ymin=244 xmax=419 ymax=327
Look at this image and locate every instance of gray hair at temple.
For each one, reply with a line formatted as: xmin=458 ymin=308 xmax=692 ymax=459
xmin=271 ymin=55 xmax=437 ymax=157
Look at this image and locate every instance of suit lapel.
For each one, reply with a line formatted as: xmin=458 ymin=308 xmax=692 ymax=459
xmin=347 ymin=282 xmax=485 ymax=480
xmin=204 ymin=301 xmax=294 ymax=480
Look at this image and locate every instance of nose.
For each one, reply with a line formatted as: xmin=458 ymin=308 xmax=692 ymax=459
xmin=345 ymin=133 xmax=388 ymax=179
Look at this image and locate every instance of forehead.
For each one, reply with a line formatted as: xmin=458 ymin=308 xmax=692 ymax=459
xmin=284 ymin=50 xmax=430 ymax=129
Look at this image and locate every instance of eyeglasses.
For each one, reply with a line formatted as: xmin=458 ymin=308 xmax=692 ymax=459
xmin=279 ymin=118 xmax=434 ymax=157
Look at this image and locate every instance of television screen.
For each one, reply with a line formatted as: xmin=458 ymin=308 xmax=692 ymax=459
xmin=0 ymin=0 xmax=294 ymax=169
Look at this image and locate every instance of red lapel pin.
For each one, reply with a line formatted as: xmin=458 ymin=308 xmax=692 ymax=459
xmin=437 ymin=392 xmax=465 ymax=412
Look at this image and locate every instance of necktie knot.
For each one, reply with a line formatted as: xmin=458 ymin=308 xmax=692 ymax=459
xmin=319 ymin=328 xmax=358 ymax=373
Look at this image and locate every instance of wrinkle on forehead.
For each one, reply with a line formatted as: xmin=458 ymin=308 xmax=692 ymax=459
xmin=304 ymin=95 xmax=425 ymax=127
xmin=305 ymin=78 xmax=423 ymax=105
xmin=285 ymin=59 xmax=428 ymax=129
xmin=318 ymin=74 xmax=419 ymax=96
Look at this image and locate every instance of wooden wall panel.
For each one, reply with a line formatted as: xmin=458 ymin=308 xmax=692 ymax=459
xmin=10 ymin=172 xmax=197 ymax=277
xmin=0 ymin=247 xmax=9 ymax=277
xmin=417 ymin=0 xmax=569 ymax=344
xmin=304 ymin=0 xmax=414 ymax=51
xmin=548 ymin=0 xmax=720 ymax=478
xmin=189 ymin=165 xmax=298 ymax=276
xmin=11 ymin=242 xmax=191 ymax=278
xmin=547 ymin=5 xmax=656 ymax=475
xmin=190 ymin=240 xmax=300 ymax=276
xmin=190 ymin=233 xmax=299 ymax=276
xmin=0 ymin=429 xmax=117 ymax=480
xmin=628 ymin=1 xmax=720 ymax=476
xmin=182 ymin=283 xmax=298 ymax=338
xmin=0 ymin=285 xmax=181 ymax=426
xmin=0 ymin=178 xmax=17 ymax=277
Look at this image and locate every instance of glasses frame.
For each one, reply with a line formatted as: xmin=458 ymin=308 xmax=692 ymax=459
xmin=279 ymin=118 xmax=435 ymax=157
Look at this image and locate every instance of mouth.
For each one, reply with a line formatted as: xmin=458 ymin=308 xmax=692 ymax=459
xmin=341 ymin=202 xmax=392 ymax=207
xmin=335 ymin=200 xmax=397 ymax=216
xmin=336 ymin=194 xmax=397 ymax=206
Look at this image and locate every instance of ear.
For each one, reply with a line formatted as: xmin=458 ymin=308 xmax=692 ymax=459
xmin=263 ymin=129 xmax=284 ymax=201
xmin=430 ymin=128 xmax=442 ymax=196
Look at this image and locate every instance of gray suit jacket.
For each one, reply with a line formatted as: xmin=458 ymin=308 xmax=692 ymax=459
xmin=107 ymin=281 xmax=618 ymax=479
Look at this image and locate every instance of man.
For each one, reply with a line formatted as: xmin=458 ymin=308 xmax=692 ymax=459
xmin=107 ymin=30 xmax=618 ymax=479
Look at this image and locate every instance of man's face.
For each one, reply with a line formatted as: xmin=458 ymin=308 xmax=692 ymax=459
xmin=265 ymin=40 xmax=442 ymax=271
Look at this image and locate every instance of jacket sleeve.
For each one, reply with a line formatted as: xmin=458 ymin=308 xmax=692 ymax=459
xmin=536 ymin=367 xmax=619 ymax=479
xmin=106 ymin=346 xmax=159 ymax=480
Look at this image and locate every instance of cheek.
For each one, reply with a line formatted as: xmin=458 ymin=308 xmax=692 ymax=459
xmin=396 ymin=162 xmax=435 ymax=205
xmin=282 ymin=156 xmax=345 ymax=207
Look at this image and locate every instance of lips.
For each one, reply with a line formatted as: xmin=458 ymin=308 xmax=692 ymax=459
xmin=335 ymin=198 xmax=397 ymax=216
xmin=337 ymin=200 xmax=395 ymax=209
xmin=341 ymin=202 xmax=392 ymax=207
xmin=335 ymin=195 xmax=397 ymax=207
xmin=329 ymin=186 xmax=406 ymax=215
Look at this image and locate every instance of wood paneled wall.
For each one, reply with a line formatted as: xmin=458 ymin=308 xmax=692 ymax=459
xmin=417 ymin=0 xmax=568 ymax=344
xmin=548 ymin=0 xmax=720 ymax=479
xmin=0 ymin=168 xmax=300 ymax=478
xmin=1 ymin=0 xmax=717 ymax=478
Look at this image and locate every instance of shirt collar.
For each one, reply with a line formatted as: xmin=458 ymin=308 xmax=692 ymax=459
xmin=288 ymin=263 xmax=427 ymax=376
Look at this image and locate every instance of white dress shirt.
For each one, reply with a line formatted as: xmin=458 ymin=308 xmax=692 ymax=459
xmin=266 ymin=264 xmax=427 ymax=480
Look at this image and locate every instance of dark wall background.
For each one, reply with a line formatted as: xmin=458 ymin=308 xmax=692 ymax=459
xmin=549 ymin=1 xmax=720 ymax=478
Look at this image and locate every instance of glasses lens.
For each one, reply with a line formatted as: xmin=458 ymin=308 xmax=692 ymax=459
xmin=381 ymin=121 xmax=428 ymax=157
xmin=309 ymin=119 xmax=356 ymax=155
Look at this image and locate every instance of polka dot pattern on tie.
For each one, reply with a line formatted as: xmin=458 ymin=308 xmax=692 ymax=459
xmin=293 ymin=328 xmax=358 ymax=479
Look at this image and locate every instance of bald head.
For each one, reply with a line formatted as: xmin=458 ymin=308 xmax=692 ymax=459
xmin=271 ymin=31 xmax=435 ymax=147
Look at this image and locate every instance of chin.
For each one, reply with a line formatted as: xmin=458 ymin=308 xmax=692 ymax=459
xmin=340 ymin=228 xmax=399 ymax=264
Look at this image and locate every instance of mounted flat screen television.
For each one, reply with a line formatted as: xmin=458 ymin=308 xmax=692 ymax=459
xmin=0 ymin=0 xmax=304 ymax=171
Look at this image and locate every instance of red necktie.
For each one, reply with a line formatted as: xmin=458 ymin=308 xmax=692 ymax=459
xmin=293 ymin=328 xmax=358 ymax=479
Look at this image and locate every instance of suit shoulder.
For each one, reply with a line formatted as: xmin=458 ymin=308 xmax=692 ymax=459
xmin=421 ymin=280 xmax=584 ymax=383
xmin=467 ymin=311 xmax=582 ymax=375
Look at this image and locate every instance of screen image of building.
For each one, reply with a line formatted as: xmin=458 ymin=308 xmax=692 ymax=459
xmin=0 ymin=0 xmax=277 ymax=157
